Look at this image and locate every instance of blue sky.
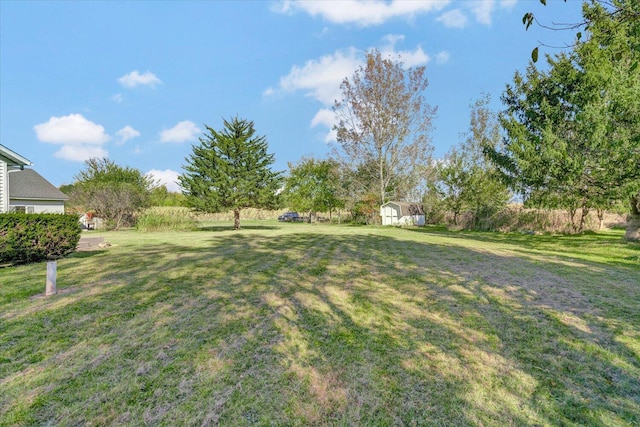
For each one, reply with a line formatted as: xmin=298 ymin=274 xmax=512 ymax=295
xmin=0 ymin=0 xmax=583 ymax=191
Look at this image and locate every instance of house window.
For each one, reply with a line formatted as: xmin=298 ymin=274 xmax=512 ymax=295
xmin=10 ymin=206 xmax=34 ymax=213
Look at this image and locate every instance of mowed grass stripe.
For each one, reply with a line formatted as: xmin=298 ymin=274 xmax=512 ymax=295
xmin=0 ymin=222 xmax=638 ymax=426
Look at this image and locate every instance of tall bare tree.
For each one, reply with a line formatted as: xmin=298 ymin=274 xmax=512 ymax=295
xmin=333 ymin=50 xmax=436 ymax=205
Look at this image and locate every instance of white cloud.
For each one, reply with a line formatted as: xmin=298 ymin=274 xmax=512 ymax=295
xmin=437 ymin=9 xmax=468 ymax=28
xmin=34 ymin=113 xmax=110 ymax=145
xmin=311 ymin=108 xmax=337 ymax=142
xmin=382 ymin=34 xmax=405 ymax=47
xmin=500 ymin=0 xmax=516 ymax=9
xmin=436 ymin=50 xmax=450 ymax=64
xmin=310 ymin=108 xmax=335 ymax=128
xmin=470 ymin=0 xmax=495 ymax=25
xmin=271 ymin=38 xmax=436 ymax=143
xmin=274 ymin=0 xmax=450 ymax=26
xmin=33 ymin=114 xmax=111 ymax=162
xmin=146 ymin=169 xmax=181 ymax=192
xmin=54 ymin=144 xmax=108 ymax=162
xmin=271 ymin=49 xmax=359 ymax=143
xmin=275 ymin=0 xmax=508 ymax=30
xmin=277 ymin=47 xmax=361 ymax=106
xmin=438 ymin=0 xmax=507 ymax=27
xmin=263 ymin=87 xmax=275 ymax=97
xmin=380 ymin=35 xmax=430 ymax=68
xmin=112 ymin=93 xmax=123 ymax=103
xmin=118 ymin=70 xmax=162 ymax=89
xmin=115 ymin=125 xmax=140 ymax=145
xmin=316 ymin=26 xmax=330 ymax=37
xmin=160 ymin=120 xmax=200 ymax=143
xmin=389 ymin=45 xmax=430 ymax=68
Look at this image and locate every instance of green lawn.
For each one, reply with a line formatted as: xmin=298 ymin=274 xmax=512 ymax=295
xmin=1 ymin=222 xmax=639 ymax=426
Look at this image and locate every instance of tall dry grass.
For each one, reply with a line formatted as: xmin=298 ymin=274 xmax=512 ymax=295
xmin=443 ymin=206 xmax=627 ymax=233
xmin=195 ymin=207 xmax=287 ymax=221
xmin=135 ymin=207 xmax=199 ymax=232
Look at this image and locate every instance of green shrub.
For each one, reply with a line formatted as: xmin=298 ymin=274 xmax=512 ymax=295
xmin=0 ymin=213 xmax=81 ymax=264
xmin=136 ymin=207 xmax=198 ymax=232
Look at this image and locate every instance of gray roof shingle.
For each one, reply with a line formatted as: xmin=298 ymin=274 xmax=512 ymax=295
xmin=8 ymin=169 xmax=69 ymax=201
xmin=383 ymin=201 xmax=425 ymax=216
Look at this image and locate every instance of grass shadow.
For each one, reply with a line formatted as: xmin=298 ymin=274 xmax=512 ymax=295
xmin=197 ymin=224 xmax=281 ymax=232
xmin=69 ymin=250 xmax=109 ymax=259
xmin=1 ymin=228 xmax=638 ymax=425
xmin=407 ymin=226 xmax=640 ymax=270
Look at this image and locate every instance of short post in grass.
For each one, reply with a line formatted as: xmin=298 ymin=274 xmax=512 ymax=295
xmin=46 ymin=261 xmax=57 ymax=296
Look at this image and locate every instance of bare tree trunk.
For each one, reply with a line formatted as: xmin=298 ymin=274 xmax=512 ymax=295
xmin=625 ymin=193 xmax=640 ymax=242
xmin=379 ymin=155 xmax=385 ymax=206
xmin=578 ymin=210 xmax=587 ymax=233
xmin=578 ymin=199 xmax=589 ymax=233
xmin=597 ymin=208 xmax=605 ymax=230
xmin=568 ymin=207 xmax=578 ymax=233
xmin=233 ymin=209 xmax=241 ymax=230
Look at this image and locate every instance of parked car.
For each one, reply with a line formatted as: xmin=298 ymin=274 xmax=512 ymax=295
xmin=278 ymin=211 xmax=300 ymax=222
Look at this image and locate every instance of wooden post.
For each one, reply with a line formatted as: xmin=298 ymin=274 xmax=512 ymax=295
xmin=46 ymin=261 xmax=57 ymax=296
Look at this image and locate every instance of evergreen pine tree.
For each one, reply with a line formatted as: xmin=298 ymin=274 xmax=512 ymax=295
xmin=179 ymin=117 xmax=283 ymax=229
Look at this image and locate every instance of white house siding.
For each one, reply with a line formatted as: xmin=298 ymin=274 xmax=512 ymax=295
xmin=0 ymin=160 xmax=7 ymax=213
xmin=9 ymin=199 xmax=65 ymax=214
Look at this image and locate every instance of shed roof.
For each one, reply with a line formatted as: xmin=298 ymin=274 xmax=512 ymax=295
xmin=8 ymin=169 xmax=69 ymax=201
xmin=0 ymin=144 xmax=32 ymax=167
xmin=381 ymin=201 xmax=425 ymax=216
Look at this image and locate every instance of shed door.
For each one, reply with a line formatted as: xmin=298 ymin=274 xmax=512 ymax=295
xmin=385 ymin=206 xmax=399 ymax=224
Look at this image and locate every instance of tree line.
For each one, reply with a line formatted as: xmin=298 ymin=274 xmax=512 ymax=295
xmin=62 ymin=0 xmax=639 ymax=240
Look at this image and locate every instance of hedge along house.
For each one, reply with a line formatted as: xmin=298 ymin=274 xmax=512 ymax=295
xmin=0 ymin=144 xmax=68 ymax=214
xmin=380 ymin=201 xmax=426 ymax=226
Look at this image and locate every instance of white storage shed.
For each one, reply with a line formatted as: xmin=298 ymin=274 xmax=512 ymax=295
xmin=380 ymin=202 xmax=425 ymax=226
